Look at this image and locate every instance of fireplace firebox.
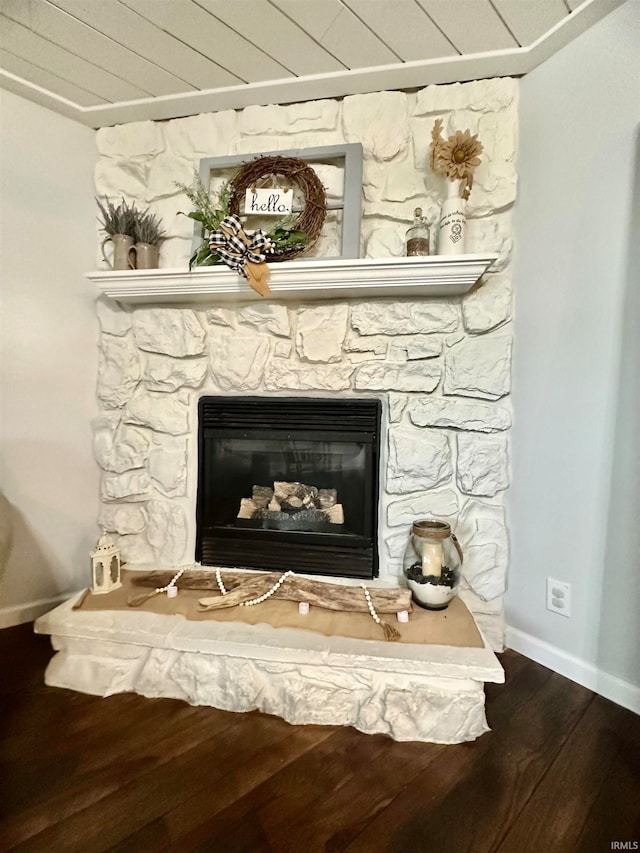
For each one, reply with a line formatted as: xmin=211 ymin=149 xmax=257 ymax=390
xmin=196 ymin=396 xmax=381 ymax=579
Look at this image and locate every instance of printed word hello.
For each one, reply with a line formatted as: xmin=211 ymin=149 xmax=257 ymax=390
xmin=245 ymin=188 xmax=293 ymax=216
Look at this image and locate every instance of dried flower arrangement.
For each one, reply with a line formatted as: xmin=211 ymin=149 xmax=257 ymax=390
xmin=96 ymin=197 xmax=165 ymax=245
xmin=133 ymin=209 xmax=166 ymax=247
xmin=429 ymin=119 xmax=483 ymax=200
xmin=96 ymin=197 xmax=138 ymax=237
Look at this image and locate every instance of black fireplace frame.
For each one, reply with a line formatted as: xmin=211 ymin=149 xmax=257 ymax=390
xmin=195 ymin=396 xmax=382 ymax=579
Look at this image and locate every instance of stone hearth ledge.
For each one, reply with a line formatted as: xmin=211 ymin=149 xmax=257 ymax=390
xmin=35 ymin=594 xmax=504 ymax=744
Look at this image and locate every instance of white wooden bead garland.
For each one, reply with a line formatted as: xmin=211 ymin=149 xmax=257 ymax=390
xmin=216 ymin=567 xmax=228 ymax=596
xmin=154 ymin=566 xmax=187 ymax=596
xmin=239 ymin=570 xmax=293 ymax=607
xmin=361 ymin=584 xmax=381 ymax=624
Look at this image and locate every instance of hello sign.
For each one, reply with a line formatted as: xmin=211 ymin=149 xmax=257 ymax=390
xmin=244 ymin=188 xmax=293 ymax=216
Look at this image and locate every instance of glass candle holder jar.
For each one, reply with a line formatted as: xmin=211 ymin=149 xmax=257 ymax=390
xmin=403 ymin=520 xmax=463 ymax=610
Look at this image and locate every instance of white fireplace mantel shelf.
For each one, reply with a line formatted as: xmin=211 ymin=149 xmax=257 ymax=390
xmin=87 ymin=254 xmax=498 ymax=306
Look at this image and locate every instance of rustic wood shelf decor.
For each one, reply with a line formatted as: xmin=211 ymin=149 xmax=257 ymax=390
xmin=88 ymin=253 xmax=498 ymax=305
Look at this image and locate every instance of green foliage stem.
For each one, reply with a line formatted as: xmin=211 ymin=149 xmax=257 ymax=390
xmin=175 ymin=175 xmax=308 ymax=270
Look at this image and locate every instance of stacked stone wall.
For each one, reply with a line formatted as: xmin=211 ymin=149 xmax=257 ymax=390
xmin=93 ymin=78 xmax=518 ymax=649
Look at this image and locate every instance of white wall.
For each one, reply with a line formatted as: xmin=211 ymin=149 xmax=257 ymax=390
xmin=0 ymin=90 xmax=99 ymax=625
xmin=508 ymin=0 xmax=640 ymax=712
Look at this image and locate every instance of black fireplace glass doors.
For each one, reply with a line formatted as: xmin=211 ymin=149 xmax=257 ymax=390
xmin=196 ymin=396 xmax=381 ymax=579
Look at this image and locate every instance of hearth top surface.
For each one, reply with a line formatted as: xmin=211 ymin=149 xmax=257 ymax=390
xmin=36 ymin=593 xmax=504 ymax=684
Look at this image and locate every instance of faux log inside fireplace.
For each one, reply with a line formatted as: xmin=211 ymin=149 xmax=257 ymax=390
xmin=196 ymin=396 xmax=381 ymax=579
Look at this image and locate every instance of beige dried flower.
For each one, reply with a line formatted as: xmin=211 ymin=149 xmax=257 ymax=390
xmin=429 ymin=118 xmax=445 ymax=172
xmin=429 ymin=122 xmax=483 ymax=199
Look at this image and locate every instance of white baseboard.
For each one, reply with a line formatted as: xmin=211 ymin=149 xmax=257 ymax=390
xmin=506 ymin=626 xmax=640 ymax=716
xmin=0 ymin=593 xmax=72 ymax=630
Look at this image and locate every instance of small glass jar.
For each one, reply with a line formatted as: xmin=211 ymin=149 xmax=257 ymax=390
xmin=403 ymin=520 xmax=463 ymax=610
xmin=405 ymin=207 xmax=430 ymax=256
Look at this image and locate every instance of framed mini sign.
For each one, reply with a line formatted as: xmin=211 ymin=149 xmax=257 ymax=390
xmin=193 ymin=143 xmax=363 ymax=261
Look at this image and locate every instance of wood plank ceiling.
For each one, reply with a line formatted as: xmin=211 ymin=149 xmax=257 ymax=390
xmin=0 ymin=0 xmax=624 ymax=127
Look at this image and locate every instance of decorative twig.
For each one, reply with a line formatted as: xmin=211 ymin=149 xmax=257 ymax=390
xmin=131 ymin=569 xmax=412 ymax=614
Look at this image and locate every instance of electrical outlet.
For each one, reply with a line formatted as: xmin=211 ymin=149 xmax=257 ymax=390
xmin=547 ymin=578 xmax=571 ymax=617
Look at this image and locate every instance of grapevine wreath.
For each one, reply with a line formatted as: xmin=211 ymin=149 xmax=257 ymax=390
xmin=227 ymin=154 xmax=327 ymax=261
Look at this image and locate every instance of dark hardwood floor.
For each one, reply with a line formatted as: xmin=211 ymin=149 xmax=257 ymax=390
xmin=0 ymin=624 xmax=638 ymax=853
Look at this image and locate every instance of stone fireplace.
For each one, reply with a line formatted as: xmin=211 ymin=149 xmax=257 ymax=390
xmin=92 ymin=77 xmax=517 ymax=652
xmin=30 ymin=77 xmax=519 ymax=743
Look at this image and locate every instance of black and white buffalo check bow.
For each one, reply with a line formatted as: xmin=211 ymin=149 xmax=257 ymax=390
xmin=209 ymin=214 xmax=273 ymax=278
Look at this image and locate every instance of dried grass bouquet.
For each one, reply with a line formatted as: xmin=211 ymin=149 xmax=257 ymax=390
xmin=96 ymin=196 xmax=138 ymax=238
xmin=96 ymin=196 xmax=165 ymax=246
xmin=429 ymin=119 xmax=483 ymax=200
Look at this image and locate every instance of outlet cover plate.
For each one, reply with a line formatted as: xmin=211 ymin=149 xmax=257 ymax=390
xmin=547 ymin=578 xmax=571 ymax=617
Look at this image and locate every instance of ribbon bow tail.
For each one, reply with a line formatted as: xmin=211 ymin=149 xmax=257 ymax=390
xmin=244 ymin=260 xmax=271 ymax=298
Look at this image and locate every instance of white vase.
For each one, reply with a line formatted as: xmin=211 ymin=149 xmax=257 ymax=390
xmin=437 ymin=181 xmax=466 ymax=255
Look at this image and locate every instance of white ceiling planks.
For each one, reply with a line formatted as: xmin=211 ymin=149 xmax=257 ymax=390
xmin=0 ymin=0 xmax=623 ymax=126
xmin=48 ymin=0 xmax=240 ymax=91
xmin=342 ymin=0 xmax=460 ymax=62
xmin=120 ymin=0 xmax=294 ymax=83
xmin=0 ymin=15 xmax=150 ymax=102
xmin=418 ymin=0 xmax=519 ymax=53
xmin=0 ymin=49 xmax=107 ymax=106
xmin=308 ymin=6 xmax=401 ymax=67
xmin=0 ymin=0 xmax=196 ymax=98
xmin=271 ymin=0 xmax=399 ymax=68
xmin=195 ymin=0 xmax=346 ymax=76
xmin=268 ymin=0 xmax=345 ymax=43
xmin=491 ymin=0 xmax=569 ymax=46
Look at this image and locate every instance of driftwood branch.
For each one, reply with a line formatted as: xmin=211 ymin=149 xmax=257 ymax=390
xmin=130 ymin=570 xmax=412 ymax=614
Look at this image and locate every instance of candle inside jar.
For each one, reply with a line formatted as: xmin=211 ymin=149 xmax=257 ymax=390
xmin=421 ymin=542 xmax=442 ymax=578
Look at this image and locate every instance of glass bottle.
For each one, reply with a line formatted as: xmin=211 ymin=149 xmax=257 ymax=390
xmin=405 ymin=207 xmax=430 ymax=256
xmin=403 ymin=520 xmax=463 ymax=610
